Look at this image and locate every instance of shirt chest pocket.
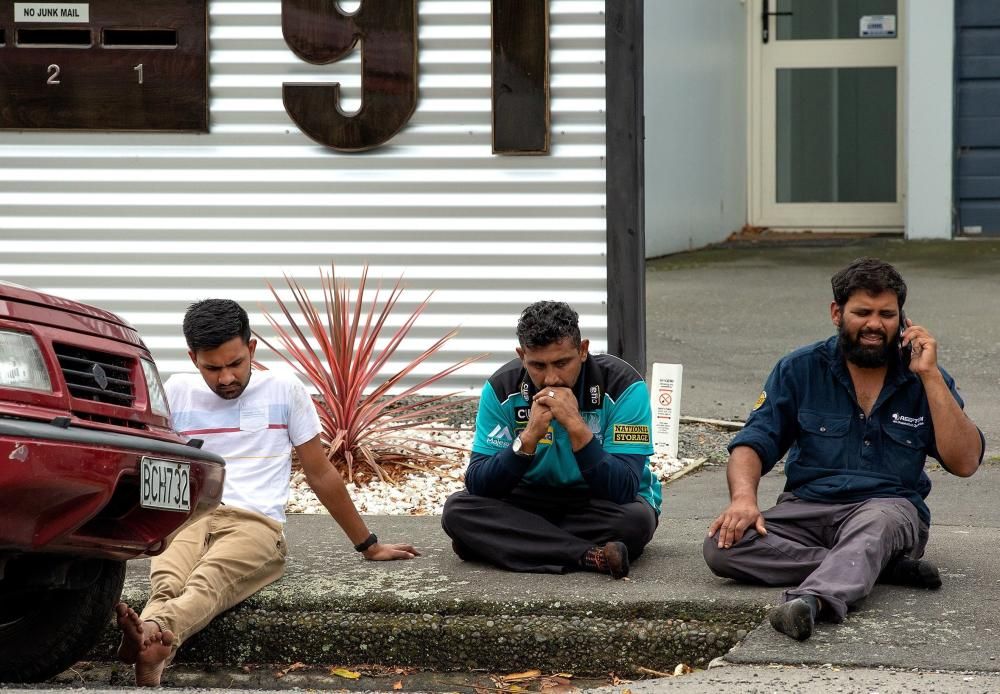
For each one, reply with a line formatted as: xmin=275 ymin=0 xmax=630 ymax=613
xmin=882 ymin=424 xmax=930 ymax=485
xmin=240 ymin=401 xmax=269 ymax=432
xmin=796 ymin=410 xmax=851 ymax=469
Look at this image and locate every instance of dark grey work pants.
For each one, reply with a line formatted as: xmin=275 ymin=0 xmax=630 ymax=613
xmin=703 ymin=493 xmax=928 ymax=621
xmin=441 ymin=485 xmax=657 ymax=574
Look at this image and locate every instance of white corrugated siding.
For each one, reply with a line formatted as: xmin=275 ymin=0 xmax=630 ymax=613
xmin=0 ymin=0 xmax=608 ymax=391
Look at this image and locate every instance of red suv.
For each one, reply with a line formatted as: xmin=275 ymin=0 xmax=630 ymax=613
xmin=0 ymin=282 xmax=225 ymax=682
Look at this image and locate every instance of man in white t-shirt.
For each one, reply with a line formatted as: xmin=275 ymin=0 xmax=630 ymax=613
xmin=116 ymin=299 xmax=418 ymax=686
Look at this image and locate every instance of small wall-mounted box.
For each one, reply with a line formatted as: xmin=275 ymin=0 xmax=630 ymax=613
xmin=0 ymin=1 xmax=207 ymax=131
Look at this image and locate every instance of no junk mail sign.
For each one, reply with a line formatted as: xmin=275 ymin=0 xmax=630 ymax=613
xmin=0 ymin=0 xmax=551 ymax=154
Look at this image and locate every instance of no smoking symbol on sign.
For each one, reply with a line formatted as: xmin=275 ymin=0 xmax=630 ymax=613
xmin=659 ymin=391 xmax=672 ymax=406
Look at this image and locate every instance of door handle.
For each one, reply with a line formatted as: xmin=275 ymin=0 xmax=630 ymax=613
xmin=762 ymin=0 xmax=793 ymax=44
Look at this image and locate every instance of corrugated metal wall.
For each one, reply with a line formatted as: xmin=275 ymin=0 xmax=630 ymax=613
xmin=0 ymin=0 xmax=609 ymax=390
xmin=955 ymin=0 xmax=1000 ymax=235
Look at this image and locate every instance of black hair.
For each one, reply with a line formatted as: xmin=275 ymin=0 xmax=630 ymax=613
xmin=182 ymin=299 xmax=251 ymax=352
xmin=516 ymin=301 xmax=581 ymax=349
xmin=831 ymin=257 xmax=907 ymax=310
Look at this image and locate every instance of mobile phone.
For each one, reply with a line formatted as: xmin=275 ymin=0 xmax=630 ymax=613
xmin=898 ymin=310 xmax=911 ymax=368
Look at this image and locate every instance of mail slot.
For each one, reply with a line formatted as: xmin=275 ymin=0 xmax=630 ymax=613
xmin=0 ymin=1 xmax=207 ymax=131
xmin=103 ymin=29 xmax=178 ymax=48
xmin=17 ymin=27 xmax=92 ymax=46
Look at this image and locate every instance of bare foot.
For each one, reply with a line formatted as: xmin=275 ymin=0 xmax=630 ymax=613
xmin=133 ymin=622 xmax=175 ymax=687
xmin=115 ymin=602 xmax=147 ymax=664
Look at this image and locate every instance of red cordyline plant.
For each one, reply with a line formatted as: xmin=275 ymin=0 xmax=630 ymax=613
xmin=253 ymin=265 xmax=487 ymax=484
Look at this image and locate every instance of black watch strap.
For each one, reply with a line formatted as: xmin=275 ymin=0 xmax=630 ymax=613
xmin=354 ymin=533 xmax=378 ymax=552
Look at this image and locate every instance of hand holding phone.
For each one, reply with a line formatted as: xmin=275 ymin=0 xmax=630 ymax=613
xmin=898 ymin=311 xmax=912 ymax=368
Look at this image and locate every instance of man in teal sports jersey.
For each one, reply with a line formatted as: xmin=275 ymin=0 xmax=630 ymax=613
xmin=441 ymin=301 xmax=660 ymax=578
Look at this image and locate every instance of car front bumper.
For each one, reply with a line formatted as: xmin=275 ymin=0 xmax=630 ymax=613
xmin=0 ymin=417 xmax=225 ymax=561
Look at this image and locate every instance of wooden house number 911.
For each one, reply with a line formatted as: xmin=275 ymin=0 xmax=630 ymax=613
xmin=281 ymin=0 xmax=550 ymax=154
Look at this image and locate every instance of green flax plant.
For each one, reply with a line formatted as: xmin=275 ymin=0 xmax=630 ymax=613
xmin=254 ymin=265 xmax=486 ymax=484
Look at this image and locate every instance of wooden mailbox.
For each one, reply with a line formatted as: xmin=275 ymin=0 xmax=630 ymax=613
xmin=0 ymin=1 xmax=208 ymax=131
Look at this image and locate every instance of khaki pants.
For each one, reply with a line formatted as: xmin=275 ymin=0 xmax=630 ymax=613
xmin=140 ymin=505 xmax=287 ymax=652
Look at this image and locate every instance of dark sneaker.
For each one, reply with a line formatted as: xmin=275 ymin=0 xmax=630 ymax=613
xmin=880 ymin=558 xmax=942 ymax=590
xmin=768 ymin=596 xmax=819 ymax=641
xmin=581 ymin=541 xmax=630 ymax=579
xmin=451 ymin=539 xmax=473 ymax=561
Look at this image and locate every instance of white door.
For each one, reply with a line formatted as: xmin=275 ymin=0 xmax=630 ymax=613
xmin=750 ymin=0 xmax=905 ymax=230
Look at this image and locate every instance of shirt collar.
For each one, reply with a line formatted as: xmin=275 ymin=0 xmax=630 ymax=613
xmin=824 ymin=335 xmax=916 ymax=407
xmin=517 ymin=356 xmax=604 ymax=411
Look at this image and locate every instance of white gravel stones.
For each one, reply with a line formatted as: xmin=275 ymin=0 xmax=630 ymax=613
xmin=285 ymin=427 xmax=701 ymax=516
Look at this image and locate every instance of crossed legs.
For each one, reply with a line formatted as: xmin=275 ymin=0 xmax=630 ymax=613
xmin=442 ymin=486 xmax=657 ymax=574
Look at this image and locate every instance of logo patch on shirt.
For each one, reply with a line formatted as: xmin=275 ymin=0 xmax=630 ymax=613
xmin=583 ymin=411 xmax=603 ymax=442
xmin=753 ymin=390 xmax=767 ymax=411
xmin=589 ymin=385 xmax=601 ymax=405
xmin=515 ymin=407 xmax=531 ymax=422
xmin=520 ymin=381 xmax=530 ymax=402
xmin=891 ymin=413 xmax=925 ymax=429
xmin=487 ymin=424 xmax=513 ymax=447
xmin=612 ymin=424 xmax=650 ymax=444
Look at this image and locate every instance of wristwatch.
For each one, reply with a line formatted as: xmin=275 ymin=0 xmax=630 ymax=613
xmin=512 ymin=434 xmax=535 ymax=458
xmin=354 ymin=533 xmax=378 ymax=552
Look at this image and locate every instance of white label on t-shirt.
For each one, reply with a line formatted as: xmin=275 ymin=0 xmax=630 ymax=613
xmin=239 ymin=401 xmax=268 ymax=432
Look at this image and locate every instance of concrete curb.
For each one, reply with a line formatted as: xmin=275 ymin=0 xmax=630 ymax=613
xmin=92 ymin=582 xmax=769 ymax=675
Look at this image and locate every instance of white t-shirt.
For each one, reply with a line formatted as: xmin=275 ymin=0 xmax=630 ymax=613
xmin=165 ymin=370 xmax=322 ymax=523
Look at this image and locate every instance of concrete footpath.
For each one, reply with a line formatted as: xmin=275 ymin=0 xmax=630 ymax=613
xmin=86 ymin=239 xmax=999 ymax=687
xmin=92 ymin=460 xmax=1000 ymax=679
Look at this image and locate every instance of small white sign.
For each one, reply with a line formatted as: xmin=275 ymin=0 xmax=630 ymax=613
xmin=860 ymin=14 xmax=896 ymax=38
xmin=14 ymin=3 xmax=89 ymax=23
xmin=650 ymin=362 xmax=683 ymax=460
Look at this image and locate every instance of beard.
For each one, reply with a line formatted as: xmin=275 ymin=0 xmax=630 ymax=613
xmin=838 ymin=322 xmax=896 ymax=368
xmin=214 ymin=385 xmax=244 ymax=399
xmin=212 ymin=375 xmax=250 ymax=400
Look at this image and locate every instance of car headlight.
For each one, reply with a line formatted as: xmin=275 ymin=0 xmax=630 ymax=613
xmin=0 ymin=330 xmax=52 ymax=392
xmin=141 ymin=359 xmax=171 ymax=418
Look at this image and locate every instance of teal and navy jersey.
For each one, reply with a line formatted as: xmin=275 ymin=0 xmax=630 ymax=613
xmin=468 ymin=353 xmax=661 ymax=513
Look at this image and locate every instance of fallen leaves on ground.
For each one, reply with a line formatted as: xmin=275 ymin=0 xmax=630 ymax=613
xmin=636 ymin=666 xmax=672 ymax=678
xmin=393 ymin=680 xmax=404 ymax=690
xmin=673 ymin=663 xmax=693 ymax=676
xmin=539 ymin=675 xmax=579 ymax=693
xmin=501 ymin=670 xmax=543 ymax=683
xmin=274 ymin=662 xmax=307 ymax=679
xmin=330 ymin=667 xmax=362 ymax=679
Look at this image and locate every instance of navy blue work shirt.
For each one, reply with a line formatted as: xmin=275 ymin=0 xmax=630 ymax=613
xmin=729 ymin=336 xmax=985 ymax=526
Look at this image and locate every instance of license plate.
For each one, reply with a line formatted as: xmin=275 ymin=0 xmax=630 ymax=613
xmin=140 ymin=457 xmax=191 ymax=512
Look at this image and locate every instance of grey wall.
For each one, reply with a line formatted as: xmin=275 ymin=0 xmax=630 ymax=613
xmin=643 ymin=0 xmax=748 ymax=258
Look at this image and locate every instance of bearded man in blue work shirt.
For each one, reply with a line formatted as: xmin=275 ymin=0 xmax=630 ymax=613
xmin=703 ymin=258 xmax=984 ymax=641
xmin=441 ymin=301 xmax=660 ymax=578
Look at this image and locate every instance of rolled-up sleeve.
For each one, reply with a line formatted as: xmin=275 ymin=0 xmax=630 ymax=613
xmin=728 ymin=359 xmax=798 ymax=475
xmin=928 ymin=366 xmax=986 ymax=467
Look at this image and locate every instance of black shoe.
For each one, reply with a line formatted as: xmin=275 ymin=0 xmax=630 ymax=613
xmin=581 ymin=541 xmax=630 ymax=579
xmin=451 ymin=539 xmax=473 ymax=561
xmin=768 ymin=596 xmax=819 ymax=641
xmin=880 ymin=558 xmax=942 ymax=590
